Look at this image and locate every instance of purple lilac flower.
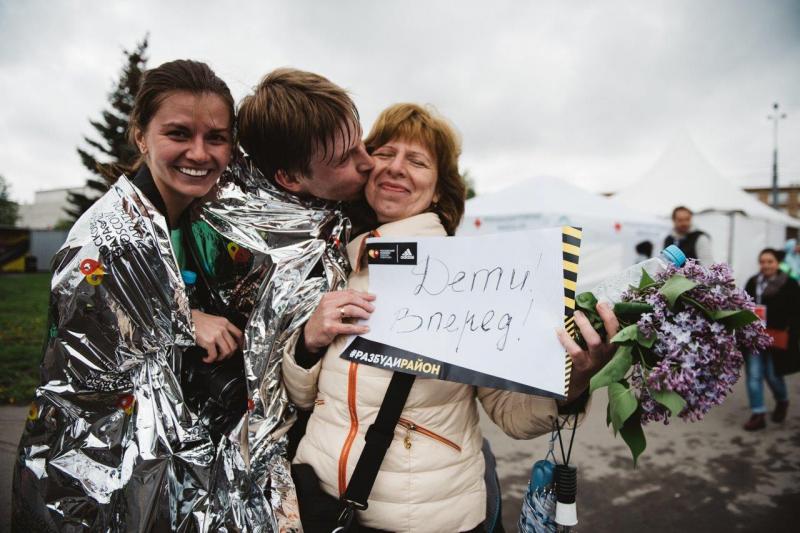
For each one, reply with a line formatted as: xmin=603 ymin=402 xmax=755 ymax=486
xmin=622 ymin=260 xmax=771 ymax=425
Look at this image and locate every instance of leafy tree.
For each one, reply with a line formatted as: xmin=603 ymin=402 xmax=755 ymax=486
xmin=64 ymin=36 xmax=149 ymax=222
xmin=0 ymin=175 xmax=20 ymax=226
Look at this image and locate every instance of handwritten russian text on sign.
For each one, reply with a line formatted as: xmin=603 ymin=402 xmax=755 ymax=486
xmin=341 ymin=227 xmax=581 ymax=399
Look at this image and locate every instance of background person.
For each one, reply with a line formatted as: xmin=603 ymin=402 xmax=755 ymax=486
xmin=664 ymin=205 xmax=714 ymax=264
xmin=780 ymin=238 xmax=800 ymax=280
xmin=634 ymin=240 xmax=654 ymax=263
xmin=283 ymin=103 xmax=616 ymax=532
xmin=742 ymin=248 xmax=799 ymax=431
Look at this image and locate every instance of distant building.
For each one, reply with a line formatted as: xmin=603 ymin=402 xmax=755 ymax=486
xmin=745 ymin=185 xmax=800 ymax=218
xmin=17 ymin=186 xmax=93 ymax=229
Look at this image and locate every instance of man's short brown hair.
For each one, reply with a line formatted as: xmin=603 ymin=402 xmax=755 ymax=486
xmin=238 ymin=68 xmax=360 ymax=180
xmin=365 ymin=103 xmax=466 ymax=235
xmin=672 ymin=205 xmax=693 ymax=220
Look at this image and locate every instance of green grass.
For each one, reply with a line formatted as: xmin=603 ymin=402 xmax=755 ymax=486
xmin=0 ymin=273 xmax=50 ymax=405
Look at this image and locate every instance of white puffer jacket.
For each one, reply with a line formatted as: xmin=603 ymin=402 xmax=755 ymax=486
xmin=284 ymin=213 xmax=572 ymax=532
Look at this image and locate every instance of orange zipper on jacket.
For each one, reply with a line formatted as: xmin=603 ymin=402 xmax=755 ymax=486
xmin=338 ymin=361 xmax=360 ymax=495
xmin=397 ymin=417 xmax=461 ymax=452
xmin=339 ymin=229 xmax=380 ymax=495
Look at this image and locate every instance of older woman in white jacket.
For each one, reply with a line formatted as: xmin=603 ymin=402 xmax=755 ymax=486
xmin=284 ymin=104 xmax=619 ymax=532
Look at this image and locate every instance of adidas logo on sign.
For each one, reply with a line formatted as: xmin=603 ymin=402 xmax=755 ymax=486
xmin=400 ymin=248 xmax=415 ymax=260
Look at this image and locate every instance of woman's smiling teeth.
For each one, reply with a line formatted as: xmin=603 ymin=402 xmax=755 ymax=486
xmin=178 ymin=167 xmax=210 ymax=177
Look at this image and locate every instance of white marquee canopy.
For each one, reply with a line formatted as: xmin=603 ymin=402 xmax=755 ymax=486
xmin=458 ymin=176 xmax=670 ymax=291
xmin=613 ymin=134 xmax=799 ymax=283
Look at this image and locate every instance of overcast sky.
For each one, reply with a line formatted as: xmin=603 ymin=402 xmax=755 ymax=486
xmin=1 ymin=0 xmax=798 ymax=204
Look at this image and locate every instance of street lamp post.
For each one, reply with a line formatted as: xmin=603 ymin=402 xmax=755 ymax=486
xmin=768 ymin=102 xmax=787 ymax=209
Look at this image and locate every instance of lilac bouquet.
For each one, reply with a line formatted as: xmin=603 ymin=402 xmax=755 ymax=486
xmin=578 ymin=260 xmax=771 ymax=465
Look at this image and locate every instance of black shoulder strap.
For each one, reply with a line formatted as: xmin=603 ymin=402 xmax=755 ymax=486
xmin=341 ymin=371 xmax=416 ymax=513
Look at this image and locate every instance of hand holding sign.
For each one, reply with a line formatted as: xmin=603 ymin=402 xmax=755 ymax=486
xmin=304 ymin=290 xmax=376 ymax=353
xmin=556 ymin=305 xmax=619 ymax=403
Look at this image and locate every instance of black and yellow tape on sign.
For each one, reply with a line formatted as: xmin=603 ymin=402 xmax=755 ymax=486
xmin=561 ymin=226 xmax=582 ymax=396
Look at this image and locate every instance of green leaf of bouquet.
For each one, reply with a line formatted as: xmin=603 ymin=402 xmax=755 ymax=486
xmin=606 ymin=403 xmax=613 ymax=429
xmin=659 ymin=275 xmax=697 ymax=308
xmin=608 ymin=381 xmax=638 ymax=432
xmin=590 ymin=344 xmax=633 ymax=393
xmin=611 ymin=324 xmax=639 ymax=343
xmin=619 ymin=410 xmax=647 ymax=467
xmin=682 ymin=295 xmax=713 ymax=318
xmin=651 ymin=389 xmax=687 ymax=417
xmin=637 ymin=329 xmax=657 ymax=349
xmin=711 ymin=309 xmax=760 ymax=330
xmin=613 ymin=302 xmax=654 ymax=321
xmin=638 ymin=267 xmax=655 ymax=289
xmin=576 ymin=292 xmax=599 ymax=313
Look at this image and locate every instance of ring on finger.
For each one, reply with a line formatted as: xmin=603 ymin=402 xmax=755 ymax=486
xmin=339 ymin=306 xmax=347 ymax=320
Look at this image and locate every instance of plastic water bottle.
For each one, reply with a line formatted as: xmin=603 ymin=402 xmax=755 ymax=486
xmin=592 ymin=245 xmax=686 ymax=303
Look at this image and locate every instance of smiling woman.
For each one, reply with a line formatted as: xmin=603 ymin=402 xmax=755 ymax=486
xmin=132 ymin=92 xmax=231 ymax=224
xmin=287 ymin=103 xmax=619 ymax=532
xmin=129 ymin=63 xmax=234 ymax=227
xmin=285 ymin=104 xmax=564 ymax=532
xmin=126 ymin=61 xmax=244 ymax=368
xmin=12 ymin=59 xmax=245 ymax=531
xmin=366 ymin=138 xmax=439 ymax=223
xmin=365 ymin=103 xmax=465 ymax=236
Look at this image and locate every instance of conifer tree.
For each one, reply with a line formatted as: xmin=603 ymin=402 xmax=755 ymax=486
xmin=0 ymin=175 xmax=19 ymax=226
xmin=463 ymin=170 xmax=477 ymax=199
xmin=64 ymin=36 xmax=148 ymax=221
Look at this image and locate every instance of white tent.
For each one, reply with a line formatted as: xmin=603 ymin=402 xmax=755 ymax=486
xmin=458 ymin=176 xmax=671 ymax=291
xmin=613 ymin=134 xmax=800 ymax=284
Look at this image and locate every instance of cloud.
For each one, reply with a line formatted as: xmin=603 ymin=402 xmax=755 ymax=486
xmin=1 ymin=0 xmax=798 ymax=203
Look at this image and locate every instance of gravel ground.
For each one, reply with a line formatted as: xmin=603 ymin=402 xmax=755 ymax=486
xmin=3 ymin=375 xmax=798 ymax=532
xmin=483 ymin=374 xmax=800 ymax=532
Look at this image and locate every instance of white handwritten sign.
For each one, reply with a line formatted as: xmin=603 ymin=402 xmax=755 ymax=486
xmin=341 ymin=227 xmax=576 ymax=399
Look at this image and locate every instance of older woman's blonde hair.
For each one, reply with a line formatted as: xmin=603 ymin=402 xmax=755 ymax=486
xmin=364 ymin=103 xmax=466 ymax=235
